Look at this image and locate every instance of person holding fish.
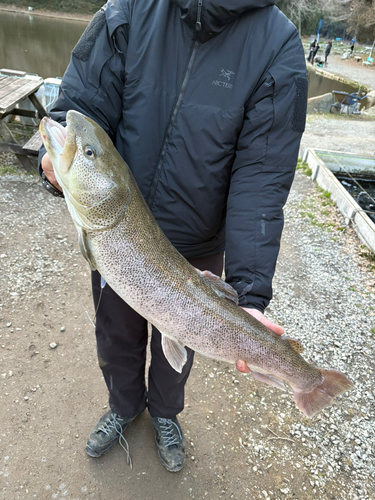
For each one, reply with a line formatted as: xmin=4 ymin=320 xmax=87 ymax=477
xmin=39 ymin=0 xmax=349 ymax=474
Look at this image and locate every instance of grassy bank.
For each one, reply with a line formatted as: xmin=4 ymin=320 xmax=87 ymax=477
xmin=0 ymin=0 xmax=101 ymax=15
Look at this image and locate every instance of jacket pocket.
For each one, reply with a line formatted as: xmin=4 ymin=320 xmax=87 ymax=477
xmin=243 ymin=74 xmax=275 ymax=168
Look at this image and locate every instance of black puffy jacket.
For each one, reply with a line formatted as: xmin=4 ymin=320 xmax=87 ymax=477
xmin=39 ymin=0 xmax=307 ymax=312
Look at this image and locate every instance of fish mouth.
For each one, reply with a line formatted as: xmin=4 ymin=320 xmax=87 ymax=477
xmin=40 ymin=117 xmax=68 ymax=157
xmin=39 ymin=115 xmax=77 ymax=191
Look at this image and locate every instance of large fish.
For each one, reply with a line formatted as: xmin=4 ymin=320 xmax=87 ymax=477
xmin=39 ymin=110 xmax=353 ymax=418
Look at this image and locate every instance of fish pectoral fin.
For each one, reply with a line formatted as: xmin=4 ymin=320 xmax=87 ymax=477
xmin=197 ymin=269 xmax=238 ymax=305
xmin=161 ymin=334 xmax=187 ymax=374
xmin=250 ymin=369 xmax=286 ymax=391
xmin=78 ymin=228 xmax=97 ymax=271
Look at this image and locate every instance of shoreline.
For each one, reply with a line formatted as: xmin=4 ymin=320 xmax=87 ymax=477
xmin=316 ymin=54 xmax=374 ymax=91
xmin=0 ymin=4 xmax=92 ymax=22
xmin=0 ymin=4 xmax=373 ymax=91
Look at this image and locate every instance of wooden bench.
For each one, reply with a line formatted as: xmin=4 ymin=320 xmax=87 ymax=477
xmin=354 ymin=56 xmax=362 ymax=63
xmin=22 ymin=130 xmax=42 ymax=155
xmin=0 ymin=69 xmax=27 ymax=78
xmin=0 ymin=73 xmax=47 ymax=171
xmin=0 ymin=129 xmax=42 ymax=172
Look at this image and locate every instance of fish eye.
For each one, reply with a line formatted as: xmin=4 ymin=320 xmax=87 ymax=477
xmin=84 ymin=146 xmax=96 ymax=157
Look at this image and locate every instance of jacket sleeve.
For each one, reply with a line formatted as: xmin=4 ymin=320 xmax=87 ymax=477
xmin=38 ymin=3 xmax=129 ymax=172
xmin=225 ymin=30 xmax=308 ymax=313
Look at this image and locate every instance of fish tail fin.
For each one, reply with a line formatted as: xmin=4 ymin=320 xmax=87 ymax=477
xmin=292 ymin=369 xmax=354 ymax=418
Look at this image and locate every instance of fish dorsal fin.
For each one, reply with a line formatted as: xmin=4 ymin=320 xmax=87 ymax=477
xmin=77 ymin=228 xmax=97 ymax=271
xmin=161 ymin=334 xmax=187 ymax=373
xmin=283 ymin=337 xmax=304 ymax=353
xmin=198 ymin=269 xmax=238 ymax=305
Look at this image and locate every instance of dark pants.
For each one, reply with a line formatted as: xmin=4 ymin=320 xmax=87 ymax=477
xmin=92 ymin=252 xmax=224 ymax=419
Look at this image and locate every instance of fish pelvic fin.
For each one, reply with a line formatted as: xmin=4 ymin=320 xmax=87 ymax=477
xmin=77 ymin=227 xmax=96 ymax=270
xmin=292 ymin=369 xmax=354 ymax=418
xmin=161 ymin=334 xmax=187 ymax=373
xmin=198 ymin=269 xmax=238 ymax=305
xmin=250 ymin=369 xmax=286 ymax=391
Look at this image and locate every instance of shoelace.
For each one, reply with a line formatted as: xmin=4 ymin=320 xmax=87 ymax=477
xmin=99 ymin=414 xmax=132 ymax=468
xmin=158 ymin=418 xmax=182 ymax=447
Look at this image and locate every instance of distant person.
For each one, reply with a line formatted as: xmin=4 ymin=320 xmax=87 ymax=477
xmin=311 ymin=43 xmax=320 ymax=65
xmin=307 ymin=39 xmax=317 ymax=62
xmin=325 ymin=41 xmax=332 ymax=65
xmin=350 ymin=38 xmax=355 ymax=54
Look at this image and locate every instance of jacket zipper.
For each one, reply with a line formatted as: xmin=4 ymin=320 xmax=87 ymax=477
xmin=146 ymin=4 xmax=203 ymax=208
xmin=196 ymin=0 xmax=203 ymax=31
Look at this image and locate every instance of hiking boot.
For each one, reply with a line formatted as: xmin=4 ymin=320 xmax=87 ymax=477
xmin=151 ymin=416 xmax=185 ymax=472
xmin=85 ymin=409 xmax=135 ymax=459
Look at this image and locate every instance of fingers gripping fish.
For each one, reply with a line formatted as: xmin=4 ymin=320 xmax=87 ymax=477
xmin=39 ymin=111 xmax=354 ymax=418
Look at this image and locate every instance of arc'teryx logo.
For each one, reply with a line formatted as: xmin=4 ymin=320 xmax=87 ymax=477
xmin=212 ymin=68 xmax=235 ymax=89
xmin=220 ymin=68 xmax=235 ymax=80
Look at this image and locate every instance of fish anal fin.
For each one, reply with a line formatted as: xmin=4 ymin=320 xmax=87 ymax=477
xmin=161 ymin=334 xmax=187 ymax=374
xmin=283 ymin=337 xmax=304 ymax=353
xmin=198 ymin=269 xmax=238 ymax=305
xmin=78 ymin=228 xmax=96 ymax=271
xmin=250 ymin=369 xmax=286 ymax=391
xmin=292 ymin=368 xmax=354 ymax=417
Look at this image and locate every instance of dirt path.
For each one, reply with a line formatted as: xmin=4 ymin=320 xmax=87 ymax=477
xmin=301 ymin=43 xmax=375 ymax=157
xmin=318 ymin=53 xmax=375 ymax=91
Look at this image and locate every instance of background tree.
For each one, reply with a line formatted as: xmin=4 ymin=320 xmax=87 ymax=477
xmin=277 ymin=0 xmax=375 ymax=42
xmin=347 ymin=0 xmax=375 ymax=42
xmin=277 ymin=0 xmax=325 ymax=36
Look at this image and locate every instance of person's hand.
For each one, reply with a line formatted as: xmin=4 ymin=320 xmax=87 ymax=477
xmin=235 ymin=307 xmax=284 ymax=374
xmin=41 ymin=153 xmax=62 ymax=190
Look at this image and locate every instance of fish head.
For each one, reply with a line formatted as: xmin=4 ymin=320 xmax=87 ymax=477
xmin=39 ymin=110 xmax=131 ymax=231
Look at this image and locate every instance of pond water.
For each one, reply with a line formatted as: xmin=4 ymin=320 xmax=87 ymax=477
xmin=315 ymin=151 xmax=375 ymax=225
xmin=0 ymin=11 xmax=87 ymax=79
xmin=335 ymin=175 xmax=375 ymax=224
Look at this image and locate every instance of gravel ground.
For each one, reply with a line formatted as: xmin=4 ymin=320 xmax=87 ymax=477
xmin=0 ymin=166 xmax=374 ymax=500
xmin=267 ymin=171 xmax=375 ymax=500
xmin=300 ymin=113 xmax=375 ymax=157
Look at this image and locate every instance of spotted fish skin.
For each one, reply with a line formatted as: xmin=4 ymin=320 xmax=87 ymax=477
xmin=39 ymin=110 xmax=354 ymax=418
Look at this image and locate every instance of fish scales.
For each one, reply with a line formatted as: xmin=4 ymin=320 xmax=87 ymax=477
xmin=39 ymin=110 xmax=354 ymax=418
xmin=92 ymin=207 xmax=318 ymax=385
xmin=86 ymin=159 xmax=317 ymax=379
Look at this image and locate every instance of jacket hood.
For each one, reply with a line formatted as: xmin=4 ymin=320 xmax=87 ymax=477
xmin=170 ymin=0 xmax=275 ymax=33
